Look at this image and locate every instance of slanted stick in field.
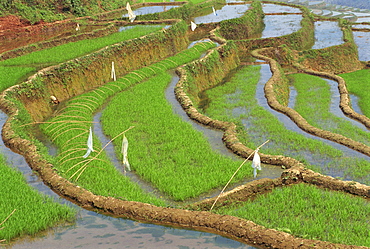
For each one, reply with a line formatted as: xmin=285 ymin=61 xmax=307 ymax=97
xmin=210 ymin=140 xmax=269 ymax=211
xmin=0 ymin=209 xmax=16 ymax=243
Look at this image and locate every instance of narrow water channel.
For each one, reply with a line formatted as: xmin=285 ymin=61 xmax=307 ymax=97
xmin=353 ymin=29 xmax=370 ymax=61
xmin=256 ymin=64 xmax=370 ymax=173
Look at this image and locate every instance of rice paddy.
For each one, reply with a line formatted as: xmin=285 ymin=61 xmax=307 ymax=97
xmin=40 ymin=41 xmax=223 ymax=203
xmin=0 ymin=25 xmax=165 ymax=67
xmin=216 ymin=183 xmax=370 ymax=247
xmin=0 ymin=66 xmax=36 ymax=91
xmin=102 ymin=72 xmax=250 ymax=201
xmin=3 ymin=0 xmax=370 ymax=247
xmin=0 ymin=155 xmax=75 ymax=243
xmin=340 ymin=69 xmax=370 ymax=118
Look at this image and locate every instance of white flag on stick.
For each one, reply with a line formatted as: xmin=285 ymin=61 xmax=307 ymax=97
xmin=251 ymin=149 xmax=261 ymax=178
xmin=212 ymin=6 xmax=218 ymax=16
xmin=126 ymin=2 xmax=136 ymax=22
xmin=83 ymin=127 xmax=94 ymax=158
xmin=190 ymin=21 xmax=197 ymax=31
xmin=122 ymin=134 xmax=131 ymax=171
xmin=111 ymin=61 xmax=116 ymax=81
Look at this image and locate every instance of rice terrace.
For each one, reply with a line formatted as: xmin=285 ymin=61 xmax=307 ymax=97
xmin=1 ymin=0 xmax=370 ymax=248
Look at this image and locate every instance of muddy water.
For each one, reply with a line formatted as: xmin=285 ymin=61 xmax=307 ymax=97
xmin=312 ymin=21 xmax=344 ymax=49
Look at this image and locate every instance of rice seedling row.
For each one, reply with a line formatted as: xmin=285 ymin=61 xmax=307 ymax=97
xmin=102 ymin=72 xmax=251 ymax=201
xmin=289 ymin=73 xmax=370 ymax=145
xmin=200 ymin=65 xmax=370 ymax=184
xmin=215 ymin=183 xmax=370 ymax=247
xmin=0 ymin=155 xmax=75 ymax=243
xmin=0 ymin=25 xmax=165 ymax=67
xmin=340 ymin=69 xmax=370 ymax=118
xmin=0 ymin=66 xmax=36 ymax=92
xmin=41 ymin=41 xmax=219 ymax=204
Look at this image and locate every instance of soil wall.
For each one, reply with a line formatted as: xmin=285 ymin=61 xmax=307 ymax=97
xmin=218 ymin=0 xmax=265 ymax=40
xmin=295 ymin=19 xmax=364 ymax=74
xmin=180 ymin=40 xmax=240 ymax=104
xmin=235 ymin=3 xmax=315 ymax=58
xmin=5 ymin=20 xmax=189 ymax=122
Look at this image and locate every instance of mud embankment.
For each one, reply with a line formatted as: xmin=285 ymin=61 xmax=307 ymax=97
xmin=252 ymin=47 xmax=370 ymax=157
xmin=1 ymin=2 xmax=370 ymax=248
xmin=6 ymin=20 xmax=189 ymax=122
xmin=1 ymin=112 xmax=368 ymax=248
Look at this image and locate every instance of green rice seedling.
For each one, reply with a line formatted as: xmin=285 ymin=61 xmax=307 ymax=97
xmin=202 ymin=65 xmax=340 ymax=166
xmin=202 ymin=66 xmax=370 ymax=184
xmin=340 ymin=69 xmax=370 ymax=118
xmin=216 ymin=183 xmax=370 ymax=247
xmin=0 ymin=66 xmax=36 ymax=91
xmin=40 ymin=41 xmax=217 ymax=204
xmin=102 ymin=72 xmax=251 ymax=201
xmin=290 ymin=73 xmax=370 ymax=144
xmin=0 ymin=156 xmax=75 ymax=243
xmin=0 ymin=25 xmax=165 ymax=67
xmin=210 ymin=140 xmax=269 ymax=211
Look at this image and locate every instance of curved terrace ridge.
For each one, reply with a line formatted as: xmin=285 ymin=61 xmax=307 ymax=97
xmin=1 ymin=0 xmax=370 ymax=247
xmin=293 ymin=63 xmax=370 ymax=129
xmin=251 ymin=47 xmax=370 ymax=157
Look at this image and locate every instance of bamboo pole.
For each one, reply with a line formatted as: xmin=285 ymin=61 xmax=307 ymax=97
xmin=210 ymin=140 xmax=269 ymax=211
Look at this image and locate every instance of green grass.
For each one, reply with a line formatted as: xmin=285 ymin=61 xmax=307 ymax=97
xmin=340 ymin=69 xmax=370 ymax=118
xmin=40 ymin=41 xmax=219 ymax=203
xmin=0 ymin=25 xmax=165 ymax=67
xmin=0 ymin=156 xmax=76 ymax=243
xmin=216 ymin=183 xmax=370 ymax=247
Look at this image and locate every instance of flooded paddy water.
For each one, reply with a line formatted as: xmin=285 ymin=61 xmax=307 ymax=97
xmin=3 ymin=0 xmax=370 ymax=248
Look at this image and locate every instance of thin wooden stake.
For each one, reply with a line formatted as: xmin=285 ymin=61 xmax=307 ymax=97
xmin=0 ymin=209 xmax=16 ymax=227
xmin=210 ymin=140 xmax=269 ymax=211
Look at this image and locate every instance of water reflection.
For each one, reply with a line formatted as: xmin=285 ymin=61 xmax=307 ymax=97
xmin=353 ymin=30 xmax=370 ymax=61
xmin=193 ymin=4 xmax=250 ymax=24
xmin=312 ymin=21 xmax=343 ymax=49
xmin=262 ymin=14 xmax=302 ymax=38
xmin=11 ymin=211 xmax=255 ymax=249
xmin=122 ymin=5 xmax=180 ymax=18
xmin=262 ymin=3 xmax=302 ymax=13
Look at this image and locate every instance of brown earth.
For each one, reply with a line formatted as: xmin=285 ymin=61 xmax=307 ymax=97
xmin=0 ymin=15 xmax=77 ymax=54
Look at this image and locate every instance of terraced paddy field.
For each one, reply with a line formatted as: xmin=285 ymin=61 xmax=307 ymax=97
xmin=1 ymin=0 xmax=370 ymax=248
